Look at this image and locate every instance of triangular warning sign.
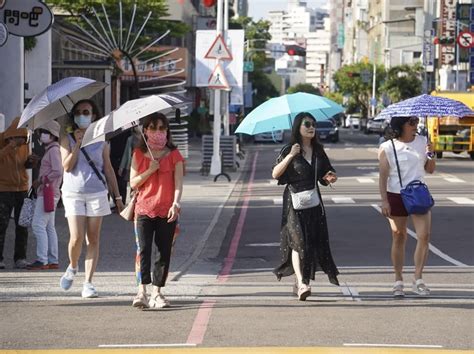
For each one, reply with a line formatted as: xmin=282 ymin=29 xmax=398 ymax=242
xmin=208 ymin=63 xmax=230 ymax=89
xmin=204 ymin=34 xmax=233 ymax=60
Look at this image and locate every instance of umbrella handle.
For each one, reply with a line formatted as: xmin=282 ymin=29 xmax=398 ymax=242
xmin=139 ymin=128 xmax=155 ymax=159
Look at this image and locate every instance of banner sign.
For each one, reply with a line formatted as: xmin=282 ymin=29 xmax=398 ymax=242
xmin=439 ymin=0 xmax=457 ymax=65
xmin=0 ymin=0 xmax=53 ymax=37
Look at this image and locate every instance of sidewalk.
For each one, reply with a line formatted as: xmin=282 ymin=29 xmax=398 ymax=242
xmin=0 ymin=136 xmax=246 ymax=300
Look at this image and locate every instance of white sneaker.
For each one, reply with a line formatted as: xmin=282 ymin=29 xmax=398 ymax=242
xmin=82 ymin=282 xmax=98 ymax=298
xmin=149 ymin=293 xmax=170 ymax=308
xmin=60 ymin=266 xmax=77 ymax=291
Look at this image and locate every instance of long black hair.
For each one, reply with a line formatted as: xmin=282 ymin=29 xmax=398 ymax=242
xmin=290 ymin=112 xmax=324 ymax=157
xmin=137 ymin=112 xmax=177 ymax=153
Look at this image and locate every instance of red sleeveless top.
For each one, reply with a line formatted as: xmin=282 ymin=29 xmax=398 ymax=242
xmin=133 ymin=148 xmax=184 ymax=218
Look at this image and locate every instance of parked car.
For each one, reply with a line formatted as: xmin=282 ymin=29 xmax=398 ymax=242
xmin=366 ymin=117 xmax=389 ymax=134
xmin=345 ymin=114 xmax=360 ymax=129
xmin=316 ymin=120 xmax=339 ymax=142
xmin=254 ymin=130 xmax=284 ymax=143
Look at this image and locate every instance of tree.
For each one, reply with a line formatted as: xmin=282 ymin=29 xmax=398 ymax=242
xmin=287 ymin=83 xmax=321 ymax=95
xmin=324 ymin=91 xmax=343 ymax=105
xmin=380 ymin=63 xmax=423 ymax=104
xmin=333 ymin=62 xmax=385 ymax=118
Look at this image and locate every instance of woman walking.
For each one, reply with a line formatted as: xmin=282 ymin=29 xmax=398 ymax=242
xmin=129 ymin=112 xmax=184 ymax=309
xmin=272 ymin=112 xmax=339 ymax=301
xmin=59 ymin=99 xmax=124 ymax=298
xmin=28 ymin=120 xmax=63 ymax=270
xmin=378 ymin=116 xmax=436 ymax=297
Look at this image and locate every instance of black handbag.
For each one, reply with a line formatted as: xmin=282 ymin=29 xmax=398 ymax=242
xmin=391 ymin=139 xmax=434 ymax=215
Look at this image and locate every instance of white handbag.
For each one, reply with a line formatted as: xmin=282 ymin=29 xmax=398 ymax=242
xmin=19 ymin=188 xmax=36 ymax=227
xmin=290 ymin=188 xmax=320 ymax=210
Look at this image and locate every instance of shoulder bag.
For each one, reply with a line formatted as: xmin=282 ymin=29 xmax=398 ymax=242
xmin=119 ymin=191 xmax=138 ymax=221
xmin=19 ymin=187 xmax=36 ymax=227
xmin=391 ymin=139 xmax=434 ymax=215
xmin=290 ymin=157 xmax=320 ymax=210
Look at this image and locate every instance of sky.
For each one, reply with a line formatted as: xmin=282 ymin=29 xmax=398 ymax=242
xmin=248 ymin=0 xmax=328 ymax=21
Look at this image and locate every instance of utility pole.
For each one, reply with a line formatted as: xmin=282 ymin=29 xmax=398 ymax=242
xmin=210 ymin=0 xmax=224 ymax=176
xmin=223 ymin=0 xmax=230 ymax=136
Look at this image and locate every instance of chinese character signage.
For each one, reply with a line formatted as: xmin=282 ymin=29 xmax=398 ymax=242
xmin=0 ymin=0 xmax=53 ymax=44
xmin=439 ymin=0 xmax=457 ymax=65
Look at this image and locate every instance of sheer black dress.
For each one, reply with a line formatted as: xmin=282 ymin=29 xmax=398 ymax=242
xmin=272 ymin=144 xmax=340 ymax=286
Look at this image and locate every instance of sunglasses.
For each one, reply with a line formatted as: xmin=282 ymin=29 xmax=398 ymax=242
xmin=302 ymin=120 xmax=316 ymax=128
xmin=408 ymin=117 xmax=419 ymax=126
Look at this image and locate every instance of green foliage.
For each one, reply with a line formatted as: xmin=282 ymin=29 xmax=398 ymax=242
xmin=324 ymin=91 xmax=343 ymax=105
xmin=333 ymin=61 xmax=386 ymax=117
xmin=287 ymin=83 xmax=321 ymax=95
xmin=380 ymin=63 xmax=423 ymax=103
xmin=24 ymin=37 xmax=37 ymax=51
xmin=249 ymin=71 xmax=279 ymax=109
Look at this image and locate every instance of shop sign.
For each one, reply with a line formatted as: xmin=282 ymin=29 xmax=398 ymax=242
xmin=439 ymin=0 xmax=457 ymax=65
xmin=0 ymin=0 xmax=53 ymax=37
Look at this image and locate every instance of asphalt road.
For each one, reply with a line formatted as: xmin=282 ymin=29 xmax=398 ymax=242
xmin=0 ymin=129 xmax=473 ymax=353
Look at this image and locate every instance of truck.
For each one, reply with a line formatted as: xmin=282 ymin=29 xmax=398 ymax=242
xmin=428 ymin=91 xmax=474 ymax=160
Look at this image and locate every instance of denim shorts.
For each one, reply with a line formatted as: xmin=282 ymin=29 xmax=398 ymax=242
xmin=62 ymin=190 xmax=111 ymax=218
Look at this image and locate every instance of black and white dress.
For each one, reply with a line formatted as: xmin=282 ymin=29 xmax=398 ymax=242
xmin=272 ymin=144 xmax=340 ymax=286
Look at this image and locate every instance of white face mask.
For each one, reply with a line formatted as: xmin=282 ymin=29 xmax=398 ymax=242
xmin=74 ymin=115 xmax=92 ymax=129
xmin=40 ymin=133 xmax=53 ymax=145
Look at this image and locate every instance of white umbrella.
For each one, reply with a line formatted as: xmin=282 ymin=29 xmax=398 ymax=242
xmin=81 ymin=93 xmax=189 ymax=148
xmin=18 ymin=77 xmax=107 ymax=129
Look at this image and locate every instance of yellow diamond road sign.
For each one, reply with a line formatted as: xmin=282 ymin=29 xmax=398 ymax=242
xmin=205 ymin=34 xmax=233 ymax=60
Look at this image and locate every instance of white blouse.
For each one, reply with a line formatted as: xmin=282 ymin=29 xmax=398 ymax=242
xmin=380 ymin=135 xmax=427 ymax=193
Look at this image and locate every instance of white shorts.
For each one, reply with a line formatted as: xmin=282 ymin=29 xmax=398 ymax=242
xmin=62 ymin=191 xmax=111 ymax=218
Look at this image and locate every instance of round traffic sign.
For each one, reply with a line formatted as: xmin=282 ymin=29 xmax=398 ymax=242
xmin=457 ymin=31 xmax=474 ymax=48
xmin=0 ymin=23 xmax=8 ymax=47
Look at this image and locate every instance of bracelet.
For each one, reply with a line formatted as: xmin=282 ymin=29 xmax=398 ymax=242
xmin=115 ymin=196 xmax=122 ymax=200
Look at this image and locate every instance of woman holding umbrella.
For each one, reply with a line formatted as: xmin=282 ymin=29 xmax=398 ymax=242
xmin=129 ymin=112 xmax=184 ymax=309
xmin=378 ymin=116 xmax=436 ymax=297
xmin=59 ymin=99 xmax=124 ymax=298
xmin=272 ymin=112 xmax=340 ymax=301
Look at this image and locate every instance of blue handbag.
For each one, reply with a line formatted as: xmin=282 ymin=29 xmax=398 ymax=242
xmin=391 ymin=140 xmax=434 ymax=215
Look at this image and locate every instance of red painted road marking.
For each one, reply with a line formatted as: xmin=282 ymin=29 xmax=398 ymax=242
xmin=186 ymin=152 xmax=259 ymax=345
xmin=218 ymin=152 xmax=259 ymax=283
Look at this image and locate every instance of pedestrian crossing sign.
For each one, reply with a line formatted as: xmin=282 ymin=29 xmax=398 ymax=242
xmin=204 ymin=34 xmax=233 ymax=60
xmin=208 ymin=63 xmax=230 ymax=90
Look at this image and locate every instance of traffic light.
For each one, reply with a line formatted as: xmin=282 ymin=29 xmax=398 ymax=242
xmin=286 ymin=45 xmax=306 ymax=57
xmin=433 ymin=36 xmax=455 ymax=45
xmin=347 ymin=72 xmax=360 ymax=78
xmin=203 ymin=0 xmax=216 ymax=7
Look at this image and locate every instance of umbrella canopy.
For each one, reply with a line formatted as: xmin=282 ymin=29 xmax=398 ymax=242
xmin=377 ymin=94 xmax=474 ymax=120
xmin=81 ymin=93 xmax=189 ymax=148
xmin=235 ymin=92 xmax=343 ymax=135
xmin=18 ymin=77 xmax=108 ymax=129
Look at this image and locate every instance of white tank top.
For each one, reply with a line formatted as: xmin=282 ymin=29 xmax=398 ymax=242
xmin=380 ymin=135 xmax=427 ymax=193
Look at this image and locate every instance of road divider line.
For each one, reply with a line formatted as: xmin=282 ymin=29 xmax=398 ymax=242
xmin=371 ymin=204 xmax=468 ymax=267
xmin=343 ymin=343 xmax=443 ymax=349
xmin=218 ymin=152 xmax=259 ymax=283
xmin=356 ymin=178 xmax=375 ymax=183
xmin=447 ymin=197 xmax=474 ymax=205
xmin=444 ymin=177 xmax=466 ymax=183
xmin=332 ymin=197 xmax=356 ymax=204
xmin=186 ymin=300 xmax=217 ymax=345
xmin=99 ymin=343 xmax=196 ymax=348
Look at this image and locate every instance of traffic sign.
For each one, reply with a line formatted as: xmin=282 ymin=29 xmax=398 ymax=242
xmin=0 ymin=23 xmax=8 ymax=47
xmin=361 ymin=69 xmax=371 ymax=83
xmin=243 ymin=60 xmax=254 ymax=72
xmin=0 ymin=0 xmax=53 ymax=37
xmin=457 ymin=31 xmax=474 ymax=48
xmin=204 ymin=34 xmax=233 ymax=60
xmin=208 ymin=63 xmax=230 ymax=90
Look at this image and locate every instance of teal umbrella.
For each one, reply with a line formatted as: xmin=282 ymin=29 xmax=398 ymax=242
xmin=235 ymin=92 xmax=344 ymax=135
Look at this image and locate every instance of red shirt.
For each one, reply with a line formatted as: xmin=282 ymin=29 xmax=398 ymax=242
xmin=134 ymin=148 xmax=184 ymax=218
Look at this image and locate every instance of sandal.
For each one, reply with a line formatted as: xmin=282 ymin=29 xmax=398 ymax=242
xmin=132 ymin=292 xmax=149 ymax=309
xmin=297 ymin=284 xmax=311 ymax=301
xmin=412 ymin=279 xmax=430 ymax=296
xmin=392 ymin=281 xmax=405 ymax=298
xmin=149 ymin=292 xmax=170 ymax=308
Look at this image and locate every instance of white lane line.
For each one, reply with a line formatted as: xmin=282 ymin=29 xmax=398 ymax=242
xmin=268 ymin=179 xmax=278 ymax=185
xmin=444 ymin=177 xmax=466 ymax=183
xmin=448 ymin=197 xmax=474 ymax=205
xmin=371 ymin=204 xmax=468 ymax=267
xmin=356 ymin=178 xmax=375 ymax=183
xmin=332 ymin=197 xmax=356 ymax=204
xmin=99 ymin=344 xmax=196 ymax=348
xmin=344 ymin=147 xmax=354 ymax=150
xmin=343 ymin=343 xmax=443 ymax=348
xmin=273 ymin=198 xmax=282 ymax=205
xmin=339 ymin=283 xmax=354 ymax=301
xmin=348 ymin=286 xmax=361 ymax=302
xmin=245 ymin=243 xmax=280 ymax=247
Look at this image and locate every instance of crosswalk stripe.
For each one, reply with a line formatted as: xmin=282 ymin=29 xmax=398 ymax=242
xmin=444 ymin=177 xmax=466 ymax=183
xmin=447 ymin=197 xmax=474 ymax=205
xmin=332 ymin=197 xmax=356 ymax=204
xmin=356 ymin=178 xmax=375 ymax=183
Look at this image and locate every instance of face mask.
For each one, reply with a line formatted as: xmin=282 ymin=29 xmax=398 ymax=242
xmin=74 ymin=115 xmax=92 ymax=129
xmin=146 ymin=130 xmax=167 ymax=150
xmin=40 ymin=133 xmax=53 ymax=145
